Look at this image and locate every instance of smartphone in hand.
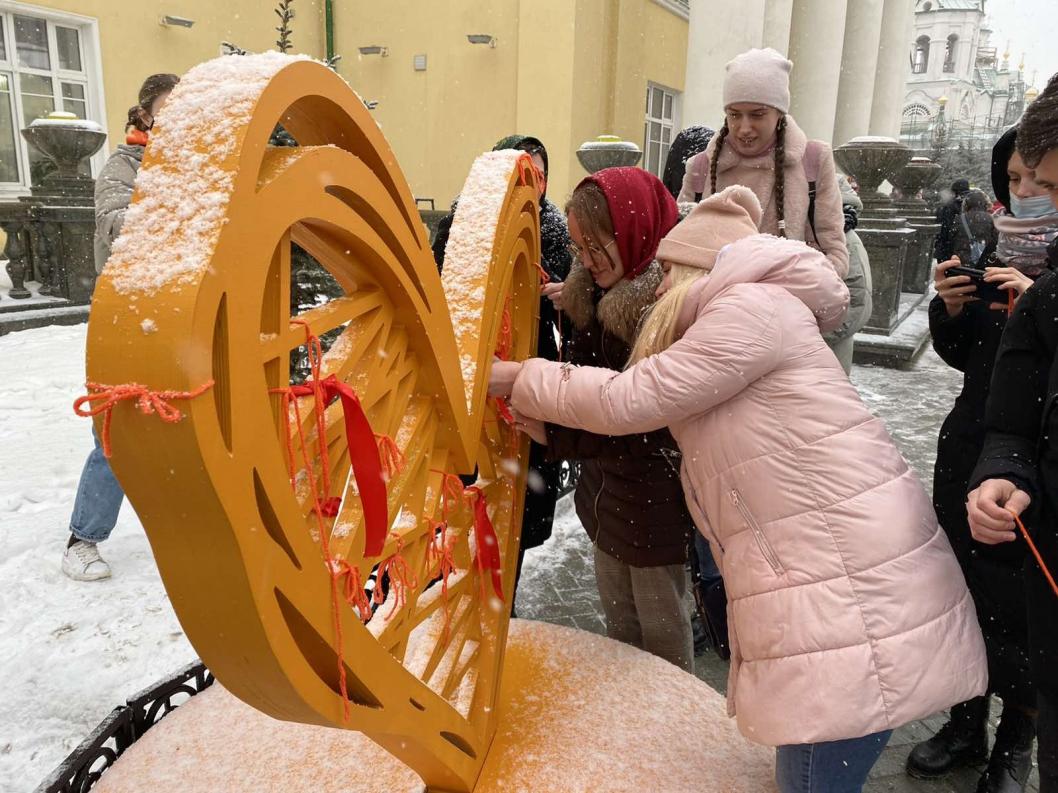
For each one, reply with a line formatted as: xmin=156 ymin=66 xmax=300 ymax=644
xmin=945 ymin=265 xmax=1008 ymax=306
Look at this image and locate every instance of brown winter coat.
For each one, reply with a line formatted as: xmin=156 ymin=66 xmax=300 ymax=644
xmin=546 ymin=260 xmax=693 ymax=568
xmin=678 ymin=116 xmax=849 ymax=278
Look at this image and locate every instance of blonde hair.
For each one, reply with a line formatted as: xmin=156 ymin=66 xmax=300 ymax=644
xmin=628 ymin=263 xmax=708 ymax=364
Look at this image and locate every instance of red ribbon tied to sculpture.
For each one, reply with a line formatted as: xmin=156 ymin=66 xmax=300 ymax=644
xmin=465 ymin=486 xmax=504 ymax=602
xmin=286 ymin=373 xmax=388 ymax=558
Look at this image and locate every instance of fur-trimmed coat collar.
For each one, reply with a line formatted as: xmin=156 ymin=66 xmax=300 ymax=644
xmin=562 ymin=260 xmax=664 ymax=347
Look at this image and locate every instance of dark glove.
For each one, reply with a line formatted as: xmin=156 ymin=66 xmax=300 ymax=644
xmin=843 ymin=203 xmax=859 ymax=234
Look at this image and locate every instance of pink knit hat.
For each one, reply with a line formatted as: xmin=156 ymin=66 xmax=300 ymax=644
xmin=723 ymin=48 xmax=793 ymax=114
xmin=655 ymin=186 xmax=762 ymax=271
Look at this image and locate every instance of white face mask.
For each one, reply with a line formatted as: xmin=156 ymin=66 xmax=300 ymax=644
xmin=1010 ymin=193 xmax=1057 ymax=220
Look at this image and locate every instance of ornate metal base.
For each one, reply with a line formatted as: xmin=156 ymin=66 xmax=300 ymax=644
xmin=33 ymin=662 xmax=214 ymax=793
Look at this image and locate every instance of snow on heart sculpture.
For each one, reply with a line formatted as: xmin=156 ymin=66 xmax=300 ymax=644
xmin=80 ymin=52 xmax=774 ymax=792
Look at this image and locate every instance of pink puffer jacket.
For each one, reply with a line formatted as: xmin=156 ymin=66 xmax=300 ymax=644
xmin=512 ymin=235 xmax=987 ymax=747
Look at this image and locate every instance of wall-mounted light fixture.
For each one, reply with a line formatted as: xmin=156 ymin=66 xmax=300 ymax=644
xmin=364 ymin=100 xmax=380 ymax=110
xmin=466 ymin=34 xmax=497 ymax=48
xmin=160 ymin=15 xmax=195 ymax=28
xmin=358 ymin=46 xmax=389 ymax=57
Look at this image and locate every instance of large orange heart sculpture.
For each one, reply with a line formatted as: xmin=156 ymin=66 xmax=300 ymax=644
xmin=85 ymin=53 xmax=541 ymax=793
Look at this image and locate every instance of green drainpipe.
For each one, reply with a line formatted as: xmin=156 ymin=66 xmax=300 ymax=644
xmin=324 ymin=0 xmax=335 ymax=62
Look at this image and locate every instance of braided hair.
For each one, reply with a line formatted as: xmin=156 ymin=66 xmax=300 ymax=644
xmin=773 ymin=115 xmax=787 ymax=238
xmin=708 ymin=114 xmax=788 ymax=238
xmin=708 ymin=121 xmax=729 ymax=196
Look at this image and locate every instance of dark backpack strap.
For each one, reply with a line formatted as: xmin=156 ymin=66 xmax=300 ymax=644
xmin=687 ymin=151 xmax=709 ymax=202
xmin=802 ymin=140 xmax=824 ymax=245
xmin=807 ymin=180 xmax=818 ymax=243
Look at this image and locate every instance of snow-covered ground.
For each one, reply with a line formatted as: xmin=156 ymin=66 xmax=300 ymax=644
xmin=0 ymin=322 xmax=961 ymax=792
xmin=0 ymin=324 xmax=196 ymax=791
xmin=0 ymin=323 xmax=591 ymax=791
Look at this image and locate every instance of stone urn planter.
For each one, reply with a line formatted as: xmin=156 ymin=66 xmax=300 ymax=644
xmin=891 ymin=157 xmax=943 ymax=211
xmin=576 ymin=135 xmax=642 ymax=173
xmin=21 ymin=112 xmax=106 ymax=185
xmin=2 ymin=111 xmax=107 ymax=305
xmin=890 ymin=156 xmax=943 ymax=293
xmin=833 ymin=136 xmax=913 ymax=209
xmin=834 ymin=137 xmax=915 ymax=334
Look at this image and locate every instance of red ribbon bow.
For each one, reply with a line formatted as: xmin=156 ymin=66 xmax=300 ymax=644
xmin=284 ymin=373 xmax=389 ymax=558
xmin=465 ymin=486 xmax=504 ymax=602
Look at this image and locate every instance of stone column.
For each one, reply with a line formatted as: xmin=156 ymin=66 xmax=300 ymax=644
xmin=682 ymin=0 xmax=766 ymax=128
xmin=869 ymin=0 xmax=916 ymax=137
xmin=762 ymin=0 xmax=795 ymax=54
xmin=832 ymin=0 xmax=885 ymax=147
xmin=787 ymin=0 xmax=848 ymax=142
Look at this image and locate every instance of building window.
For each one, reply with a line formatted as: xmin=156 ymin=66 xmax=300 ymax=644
xmin=644 ymin=83 xmax=679 ymax=179
xmin=943 ymin=34 xmax=958 ymax=73
xmin=901 ymin=102 xmax=933 ymax=138
xmin=912 ymin=36 xmax=930 ymax=74
xmin=0 ymin=7 xmax=100 ymax=189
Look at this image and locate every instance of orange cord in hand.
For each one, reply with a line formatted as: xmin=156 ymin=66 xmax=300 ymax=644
xmin=1009 ymin=509 xmax=1058 ymax=599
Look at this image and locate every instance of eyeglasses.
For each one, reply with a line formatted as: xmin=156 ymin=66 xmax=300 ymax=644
xmin=567 ymin=238 xmax=617 ymax=269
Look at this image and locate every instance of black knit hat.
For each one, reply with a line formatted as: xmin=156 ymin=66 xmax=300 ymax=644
xmin=991 ymin=126 xmax=1018 ymax=212
xmin=951 ymin=178 xmax=970 ymax=195
xmin=493 ymin=134 xmax=548 ymax=180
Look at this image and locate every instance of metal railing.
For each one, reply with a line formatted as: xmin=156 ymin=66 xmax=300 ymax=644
xmin=34 ymin=662 xmax=214 ymax=793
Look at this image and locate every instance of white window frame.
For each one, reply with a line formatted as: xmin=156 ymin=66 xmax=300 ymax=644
xmin=0 ymin=1 xmax=105 ymax=196
xmin=643 ymin=82 xmax=681 ymax=179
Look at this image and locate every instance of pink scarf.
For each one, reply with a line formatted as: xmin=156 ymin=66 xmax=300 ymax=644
xmin=993 ymin=210 xmax=1058 ymax=276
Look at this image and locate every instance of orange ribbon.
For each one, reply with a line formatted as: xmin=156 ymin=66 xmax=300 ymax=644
xmin=73 ymin=380 xmax=214 ymax=458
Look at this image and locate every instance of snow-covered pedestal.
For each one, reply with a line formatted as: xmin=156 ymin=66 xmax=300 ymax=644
xmin=0 ymin=112 xmax=105 ymax=333
xmin=576 ymin=136 xmax=642 ymax=174
xmin=836 ymin=138 xmax=930 ymax=366
xmin=890 ymin=157 xmax=943 ymax=295
xmin=91 ymin=620 xmax=777 ymax=793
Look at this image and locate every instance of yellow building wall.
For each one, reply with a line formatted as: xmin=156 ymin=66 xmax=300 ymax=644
xmin=19 ymin=0 xmax=686 ymax=208
xmin=335 ymin=0 xmax=687 ymax=208
xmin=336 ymin=0 xmax=522 ymax=212
xmin=611 ymin=1 xmax=688 ymax=143
xmin=19 ymin=0 xmax=325 ymax=154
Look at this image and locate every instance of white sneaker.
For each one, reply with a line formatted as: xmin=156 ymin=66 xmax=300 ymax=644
xmin=62 ymin=540 xmax=112 ymax=581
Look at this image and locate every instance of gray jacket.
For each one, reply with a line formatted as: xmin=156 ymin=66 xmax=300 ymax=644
xmin=93 ymin=144 xmax=143 ymax=273
xmin=824 ymin=176 xmax=873 ymax=344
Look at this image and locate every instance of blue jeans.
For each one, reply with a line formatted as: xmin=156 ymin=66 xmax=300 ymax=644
xmin=69 ymin=430 xmax=124 ymax=543
xmin=694 ymin=532 xmax=722 ymax=587
xmin=775 ymin=730 xmax=892 ymax=793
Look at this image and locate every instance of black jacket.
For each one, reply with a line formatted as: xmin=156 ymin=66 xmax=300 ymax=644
xmin=662 ymin=126 xmax=714 ymax=200
xmin=549 ymin=261 xmax=693 ymax=567
xmin=930 ymin=294 xmax=1037 ymax=701
xmin=951 ymin=210 xmax=999 ymax=268
xmin=433 ymin=196 xmax=572 ymax=550
xmin=930 ymin=296 xmax=1011 ymax=553
xmin=934 ymin=195 xmax=966 ymax=262
xmin=970 ymin=269 xmax=1058 ymax=698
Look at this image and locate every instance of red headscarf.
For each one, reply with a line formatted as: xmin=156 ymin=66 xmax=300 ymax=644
xmin=578 ymin=167 xmax=679 ymax=280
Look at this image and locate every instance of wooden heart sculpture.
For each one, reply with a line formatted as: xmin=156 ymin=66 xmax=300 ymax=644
xmin=84 ymin=53 xmax=541 ymax=793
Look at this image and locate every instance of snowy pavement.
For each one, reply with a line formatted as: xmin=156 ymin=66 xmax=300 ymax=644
xmin=0 ymin=322 xmax=994 ymax=792
xmin=0 ymin=324 xmax=196 ymax=791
